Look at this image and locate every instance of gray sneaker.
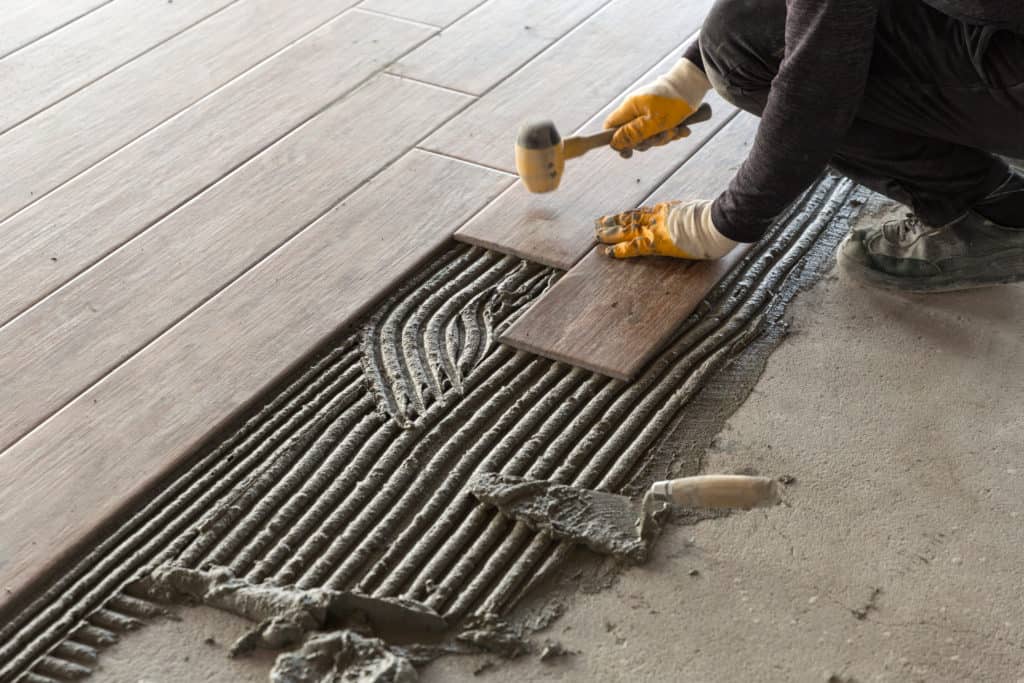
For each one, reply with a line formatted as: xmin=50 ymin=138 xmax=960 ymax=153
xmin=838 ymin=211 xmax=1024 ymax=292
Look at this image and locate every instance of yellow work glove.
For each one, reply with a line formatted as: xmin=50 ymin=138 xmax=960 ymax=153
xmin=604 ymin=58 xmax=712 ymax=153
xmin=595 ymin=200 xmax=737 ymax=260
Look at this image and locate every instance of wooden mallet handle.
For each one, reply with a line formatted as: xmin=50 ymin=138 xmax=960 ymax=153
xmin=562 ymin=102 xmax=714 ymax=160
xmin=650 ymin=474 xmax=781 ymax=510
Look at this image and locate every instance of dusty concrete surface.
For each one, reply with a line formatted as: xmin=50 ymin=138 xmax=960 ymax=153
xmin=90 ymin=204 xmax=1024 ymax=682
xmin=93 ymin=606 xmax=273 ymax=681
xmin=424 ymin=257 xmax=1024 ymax=677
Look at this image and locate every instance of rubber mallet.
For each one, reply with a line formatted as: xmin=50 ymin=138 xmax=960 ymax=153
xmin=514 ymin=102 xmax=713 ymax=193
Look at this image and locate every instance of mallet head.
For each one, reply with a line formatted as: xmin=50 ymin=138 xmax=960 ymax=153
xmin=514 ymin=120 xmax=565 ymax=193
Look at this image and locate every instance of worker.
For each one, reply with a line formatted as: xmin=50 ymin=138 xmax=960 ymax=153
xmin=597 ymin=1 xmax=1024 ymax=291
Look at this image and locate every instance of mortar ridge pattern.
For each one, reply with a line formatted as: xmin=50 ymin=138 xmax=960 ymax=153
xmin=0 ymin=175 xmax=864 ymax=682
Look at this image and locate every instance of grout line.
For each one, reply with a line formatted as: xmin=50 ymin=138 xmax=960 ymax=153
xmin=571 ymin=28 xmax=701 ymax=137
xmin=402 ymin=0 xmax=620 ymax=169
xmin=378 ymin=0 xmax=621 ymax=105
xmin=0 ymin=1 xmax=117 ymax=61
xmin=353 ymin=6 xmax=443 ymax=29
xmin=436 ymin=0 xmax=495 ymax=28
xmin=383 ymin=0 xmax=624 ymax=100
xmin=382 ymin=72 xmax=479 ymax=98
xmin=415 ymin=147 xmax=518 ymax=177
xmin=638 ymin=108 xmax=743 ymax=206
xmin=0 ymin=0 xmax=247 ymax=138
xmin=0 ymin=12 xmax=440 ymax=333
xmin=0 ymin=3 xmax=373 ymax=227
xmin=0 ymin=35 xmax=486 ymax=455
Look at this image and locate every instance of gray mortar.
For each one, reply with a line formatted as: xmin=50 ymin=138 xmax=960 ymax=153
xmin=128 ymin=565 xmax=446 ymax=655
xmin=468 ymin=473 xmax=653 ymax=564
xmin=267 ymin=619 xmax=566 ymax=683
xmin=360 ymin=249 xmax=549 ymax=427
xmin=270 ymin=630 xmax=417 ymax=683
xmin=489 ymin=177 xmax=866 ymax=611
xmin=0 ymin=176 xmax=865 ymax=683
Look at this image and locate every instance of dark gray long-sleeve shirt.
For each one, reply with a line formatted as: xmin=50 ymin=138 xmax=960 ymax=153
xmin=684 ymin=1 xmax=1024 ymax=242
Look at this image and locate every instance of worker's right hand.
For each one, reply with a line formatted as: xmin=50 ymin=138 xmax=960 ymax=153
xmin=604 ymin=58 xmax=711 ymax=154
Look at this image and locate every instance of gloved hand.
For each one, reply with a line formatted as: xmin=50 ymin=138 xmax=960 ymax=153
xmin=595 ymin=200 xmax=737 ymax=260
xmin=604 ymin=58 xmax=712 ymax=153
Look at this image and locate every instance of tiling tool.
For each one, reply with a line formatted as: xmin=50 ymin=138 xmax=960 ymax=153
xmin=469 ymin=473 xmax=782 ymax=563
xmin=513 ymin=102 xmax=713 ymax=193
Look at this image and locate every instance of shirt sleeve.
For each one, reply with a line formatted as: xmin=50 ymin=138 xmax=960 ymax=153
xmin=683 ymin=39 xmax=703 ymax=70
xmin=711 ymin=0 xmax=880 ymax=242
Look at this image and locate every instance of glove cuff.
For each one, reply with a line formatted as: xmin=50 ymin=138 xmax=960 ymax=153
xmin=667 ymin=200 xmax=738 ymax=260
xmin=659 ymin=58 xmax=712 ymax=109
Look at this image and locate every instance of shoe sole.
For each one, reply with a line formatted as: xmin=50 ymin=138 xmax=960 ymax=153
xmin=838 ymin=238 xmax=1024 ymax=293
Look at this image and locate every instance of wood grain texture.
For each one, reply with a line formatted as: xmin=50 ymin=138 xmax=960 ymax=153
xmin=647 ymin=112 xmax=760 ymax=201
xmin=499 ymin=113 xmax=760 ymax=381
xmin=0 ymin=11 xmax=433 ymax=329
xmin=358 ymin=0 xmax=483 ymax=26
xmin=455 ymin=85 xmax=737 ymax=269
xmin=0 ymin=150 xmax=512 ymax=617
xmin=0 ymin=0 xmax=365 ymax=224
xmin=500 ymin=246 xmax=751 ymax=380
xmin=0 ymin=74 xmax=469 ymax=453
xmin=1 ymin=0 xmax=111 ymax=58
xmin=390 ymin=0 xmax=609 ymax=95
xmin=420 ymin=0 xmax=714 ymax=171
xmin=0 ymin=0 xmax=239 ymax=134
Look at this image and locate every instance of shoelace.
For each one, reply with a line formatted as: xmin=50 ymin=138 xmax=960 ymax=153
xmin=881 ymin=214 xmax=924 ymax=244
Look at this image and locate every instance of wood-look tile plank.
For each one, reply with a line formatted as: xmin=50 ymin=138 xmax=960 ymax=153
xmin=0 ymin=0 xmax=366 ymax=225
xmin=0 ymin=0 xmax=240 ymax=134
xmin=499 ymin=113 xmax=760 ymax=380
xmin=0 ymin=74 xmax=469 ymax=453
xmin=647 ymin=113 xmax=759 ymax=201
xmin=420 ymin=0 xmax=714 ymax=171
xmin=389 ymin=0 xmax=609 ymax=95
xmin=358 ymin=0 xmax=483 ymax=27
xmin=1 ymin=0 xmax=111 ymax=58
xmin=0 ymin=150 xmax=512 ymax=618
xmin=455 ymin=84 xmax=736 ymax=269
xmin=0 ymin=11 xmax=433 ymax=329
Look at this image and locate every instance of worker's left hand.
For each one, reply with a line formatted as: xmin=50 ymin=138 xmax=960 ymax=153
xmin=595 ymin=199 xmax=737 ymax=260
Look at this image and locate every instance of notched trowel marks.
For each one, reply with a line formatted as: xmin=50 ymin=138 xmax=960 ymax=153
xmin=129 ymin=565 xmax=446 ymax=656
xmin=128 ymin=565 xmax=562 ymax=681
xmin=468 ymin=473 xmax=661 ymax=564
xmin=1 ymin=177 xmax=867 ymax=682
xmin=359 ymin=245 xmax=557 ymax=427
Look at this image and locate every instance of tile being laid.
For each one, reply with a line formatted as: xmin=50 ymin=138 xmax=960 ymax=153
xmin=453 ymin=61 xmax=738 ymax=270
xmin=499 ymin=113 xmax=760 ymax=381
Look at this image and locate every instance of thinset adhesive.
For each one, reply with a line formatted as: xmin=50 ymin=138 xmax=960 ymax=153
xmin=0 ymin=176 xmax=865 ymax=682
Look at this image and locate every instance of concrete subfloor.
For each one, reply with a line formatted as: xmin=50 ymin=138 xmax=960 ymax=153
xmin=425 ymin=266 xmax=1024 ymax=682
xmin=93 ymin=220 xmax=1024 ymax=682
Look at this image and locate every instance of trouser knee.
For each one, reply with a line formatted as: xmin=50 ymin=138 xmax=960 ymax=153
xmin=699 ymin=0 xmax=786 ymax=115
